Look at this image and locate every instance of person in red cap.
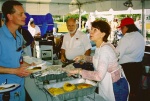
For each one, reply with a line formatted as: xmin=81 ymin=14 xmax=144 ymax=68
xmin=116 ymin=17 xmax=145 ymax=101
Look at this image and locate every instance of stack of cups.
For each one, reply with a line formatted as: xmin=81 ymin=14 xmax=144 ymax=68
xmin=145 ymin=66 xmax=150 ymax=73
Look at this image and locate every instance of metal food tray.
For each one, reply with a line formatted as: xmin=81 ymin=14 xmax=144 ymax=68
xmin=36 ymin=72 xmax=67 ymax=82
xmin=44 ymin=78 xmax=97 ymax=101
xmin=35 ymin=64 xmax=75 ymax=82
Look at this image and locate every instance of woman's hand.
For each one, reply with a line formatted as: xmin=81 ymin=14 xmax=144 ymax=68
xmin=73 ymin=55 xmax=85 ymax=63
xmin=64 ymin=68 xmax=82 ymax=76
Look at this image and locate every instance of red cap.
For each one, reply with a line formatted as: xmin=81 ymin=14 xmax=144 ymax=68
xmin=117 ymin=17 xmax=134 ymax=28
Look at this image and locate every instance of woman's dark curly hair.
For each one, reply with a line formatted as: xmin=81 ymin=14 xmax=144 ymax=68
xmin=91 ymin=20 xmax=111 ymax=42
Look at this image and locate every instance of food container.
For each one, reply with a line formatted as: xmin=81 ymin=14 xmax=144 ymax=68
xmin=35 ymin=64 xmax=74 ymax=82
xmin=36 ymin=72 xmax=67 ymax=82
xmin=44 ymin=78 xmax=97 ymax=101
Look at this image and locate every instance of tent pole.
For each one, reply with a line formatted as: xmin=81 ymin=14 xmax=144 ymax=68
xmin=77 ymin=0 xmax=82 ymax=30
xmin=141 ymin=0 xmax=145 ymax=38
xmin=63 ymin=15 xmax=64 ymax=23
xmin=78 ymin=4 xmax=82 ymax=30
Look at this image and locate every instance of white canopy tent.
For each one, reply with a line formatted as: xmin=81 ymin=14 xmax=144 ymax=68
xmin=0 ymin=0 xmax=150 ymax=15
xmin=0 ymin=0 xmax=150 ymax=37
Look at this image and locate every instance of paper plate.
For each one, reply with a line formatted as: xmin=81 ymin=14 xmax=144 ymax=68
xmin=0 ymin=84 xmax=20 ymax=93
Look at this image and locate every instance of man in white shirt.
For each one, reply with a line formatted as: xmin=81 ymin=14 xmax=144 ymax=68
xmin=61 ymin=18 xmax=92 ymax=64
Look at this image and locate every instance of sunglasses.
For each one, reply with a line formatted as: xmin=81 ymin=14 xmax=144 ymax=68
xmin=16 ymin=47 xmax=22 ymax=52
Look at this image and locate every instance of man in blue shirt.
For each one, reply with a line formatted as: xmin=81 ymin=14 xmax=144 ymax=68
xmin=0 ymin=1 xmax=31 ymax=101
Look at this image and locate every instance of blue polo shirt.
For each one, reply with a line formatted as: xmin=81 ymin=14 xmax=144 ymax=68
xmin=0 ymin=24 xmax=25 ymax=99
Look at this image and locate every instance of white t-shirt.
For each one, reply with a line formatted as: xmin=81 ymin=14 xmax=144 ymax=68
xmin=61 ymin=30 xmax=92 ymax=60
xmin=28 ymin=25 xmax=41 ymax=37
xmin=116 ymin=31 xmax=145 ymax=64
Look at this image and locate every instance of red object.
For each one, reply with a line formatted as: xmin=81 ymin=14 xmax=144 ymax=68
xmin=20 ymin=56 xmax=23 ymax=64
xmin=117 ymin=17 xmax=134 ymax=28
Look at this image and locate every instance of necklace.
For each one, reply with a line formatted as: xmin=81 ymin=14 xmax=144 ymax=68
xmin=99 ymin=41 xmax=104 ymax=48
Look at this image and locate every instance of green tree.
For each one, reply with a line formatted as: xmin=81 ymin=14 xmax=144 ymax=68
xmin=115 ymin=14 xmax=141 ymax=21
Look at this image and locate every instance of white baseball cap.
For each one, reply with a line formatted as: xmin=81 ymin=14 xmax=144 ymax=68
xmin=30 ymin=18 xmax=34 ymax=21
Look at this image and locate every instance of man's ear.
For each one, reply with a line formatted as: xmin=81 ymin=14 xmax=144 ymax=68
xmin=7 ymin=14 xmax=13 ymax=21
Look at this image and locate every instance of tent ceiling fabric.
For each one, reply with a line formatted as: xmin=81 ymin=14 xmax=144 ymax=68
xmin=0 ymin=0 xmax=150 ymax=15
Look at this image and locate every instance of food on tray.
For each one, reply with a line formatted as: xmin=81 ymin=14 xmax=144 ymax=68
xmin=48 ymin=87 xmax=64 ymax=95
xmin=40 ymin=64 xmax=75 ymax=75
xmin=77 ymin=83 xmax=92 ymax=89
xmin=27 ymin=66 xmax=42 ymax=73
xmin=42 ymin=65 xmax=62 ymax=74
xmin=63 ymin=82 xmax=75 ymax=92
xmin=30 ymin=67 xmax=41 ymax=70
xmin=0 ymin=87 xmax=4 ymax=90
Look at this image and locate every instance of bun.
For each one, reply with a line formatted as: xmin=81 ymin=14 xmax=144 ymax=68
xmin=63 ymin=82 xmax=75 ymax=91
xmin=77 ymin=83 xmax=92 ymax=89
xmin=48 ymin=87 xmax=64 ymax=95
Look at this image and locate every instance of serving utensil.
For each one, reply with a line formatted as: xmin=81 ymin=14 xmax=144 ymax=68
xmin=62 ymin=60 xmax=75 ymax=68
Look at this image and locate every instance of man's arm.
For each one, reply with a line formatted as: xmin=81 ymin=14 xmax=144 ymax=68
xmin=84 ymin=49 xmax=91 ymax=56
xmin=61 ymin=49 xmax=66 ymax=62
xmin=0 ymin=66 xmax=16 ymax=74
xmin=0 ymin=62 xmax=31 ymax=77
xmin=22 ymin=28 xmax=34 ymax=47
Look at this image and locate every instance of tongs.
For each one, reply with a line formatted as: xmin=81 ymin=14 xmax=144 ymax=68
xmin=62 ymin=60 xmax=75 ymax=68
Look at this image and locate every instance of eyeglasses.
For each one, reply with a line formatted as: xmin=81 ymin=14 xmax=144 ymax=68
xmin=16 ymin=35 xmax=22 ymax=52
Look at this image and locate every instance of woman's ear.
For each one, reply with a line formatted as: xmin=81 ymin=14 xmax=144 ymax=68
xmin=101 ymin=32 xmax=106 ymax=38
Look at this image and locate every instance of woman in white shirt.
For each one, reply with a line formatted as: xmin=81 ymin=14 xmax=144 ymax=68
xmin=28 ymin=18 xmax=41 ymax=38
xmin=65 ymin=20 xmax=129 ymax=101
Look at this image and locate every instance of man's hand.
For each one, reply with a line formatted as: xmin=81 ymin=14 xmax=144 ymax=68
xmin=61 ymin=55 xmax=66 ymax=63
xmin=15 ymin=66 xmax=31 ymax=77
